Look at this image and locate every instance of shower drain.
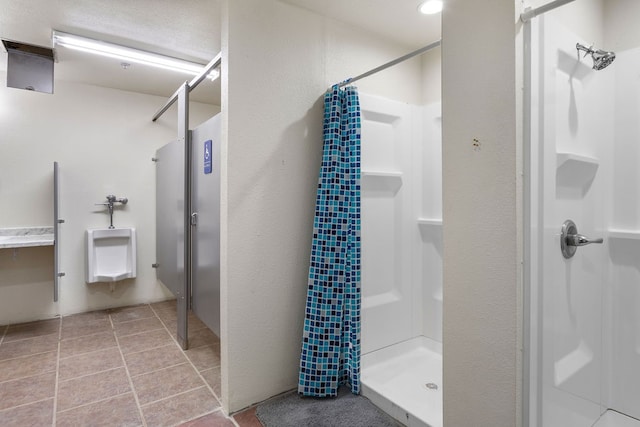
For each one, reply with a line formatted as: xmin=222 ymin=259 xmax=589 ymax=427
xmin=424 ymin=382 xmax=439 ymax=391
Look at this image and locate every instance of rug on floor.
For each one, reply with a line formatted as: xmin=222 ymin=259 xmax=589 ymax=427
xmin=255 ymin=386 xmax=404 ymax=427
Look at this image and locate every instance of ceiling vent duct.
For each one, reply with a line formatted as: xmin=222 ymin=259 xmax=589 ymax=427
xmin=2 ymin=39 xmax=54 ymax=94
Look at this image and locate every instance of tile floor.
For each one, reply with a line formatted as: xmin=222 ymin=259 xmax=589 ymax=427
xmin=0 ymin=301 xmax=264 ymax=427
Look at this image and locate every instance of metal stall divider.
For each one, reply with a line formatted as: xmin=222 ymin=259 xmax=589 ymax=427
xmin=152 ymin=54 xmax=221 ymax=350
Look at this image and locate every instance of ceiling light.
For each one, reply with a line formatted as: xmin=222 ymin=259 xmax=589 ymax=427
xmin=418 ymin=0 xmax=443 ymax=15
xmin=52 ymin=30 xmax=218 ymax=81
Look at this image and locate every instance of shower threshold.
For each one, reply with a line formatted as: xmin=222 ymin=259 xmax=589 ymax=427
xmin=361 ymin=336 xmax=442 ymax=427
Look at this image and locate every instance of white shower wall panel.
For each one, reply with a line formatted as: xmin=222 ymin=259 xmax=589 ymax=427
xmin=360 ymin=94 xmax=443 ymax=354
xmin=360 ymin=94 xmax=442 ymax=427
xmin=360 ymin=94 xmax=414 ymax=355
xmin=419 ymin=103 xmax=442 ymax=343
xmin=608 ymin=46 xmax=640 ymax=421
xmin=531 ymin=15 xmax=612 ymax=426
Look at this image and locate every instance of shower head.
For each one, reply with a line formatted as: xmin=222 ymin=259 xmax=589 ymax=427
xmin=576 ymin=43 xmax=616 ymax=70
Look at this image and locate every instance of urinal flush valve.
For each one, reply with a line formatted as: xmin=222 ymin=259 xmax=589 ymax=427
xmin=95 ymin=195 xmax=128 ymax=229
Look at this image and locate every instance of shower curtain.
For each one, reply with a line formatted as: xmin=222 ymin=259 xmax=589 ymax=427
xmin=298 ymin=84 xmax=362 ymax=397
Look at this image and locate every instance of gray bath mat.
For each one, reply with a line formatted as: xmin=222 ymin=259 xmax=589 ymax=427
xmin=255 ymin=386 xmax=404 ymax=427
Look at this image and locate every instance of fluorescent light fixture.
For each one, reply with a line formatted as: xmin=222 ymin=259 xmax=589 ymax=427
xmin=52 ymin=30 xmax=219 ymax=81
xmin=418 ymin=0 xmax=443 ymax=14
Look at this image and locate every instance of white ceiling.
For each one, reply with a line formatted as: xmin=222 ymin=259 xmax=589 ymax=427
xmin=281 ymin=0 xmax=442 ymax=48
xmin=0 ymin=0 xmax=440 ymax=104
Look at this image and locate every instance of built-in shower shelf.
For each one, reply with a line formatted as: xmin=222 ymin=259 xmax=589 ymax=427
xmin=362 ymin=171 xmax=403 ymax=193
xmin=556 ymin=152 xmax=599 ymax=171
xmin=556 ymin=152 xmax=599 ymax=189
xmin=417 ymin=218 xmax=443 ymax=228
xmin=608 ymin=229 xmax=640 ymax=240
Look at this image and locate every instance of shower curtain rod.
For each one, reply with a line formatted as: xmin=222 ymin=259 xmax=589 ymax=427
xmin=520 ymin=0 xmax=575 ymax=22
xmin=152 ymin=52 xmax=222 ymax=122
xmin=334 ymin=39 xmax=442 ymax=89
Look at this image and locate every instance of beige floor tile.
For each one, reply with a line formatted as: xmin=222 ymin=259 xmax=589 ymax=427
xmin=0 ymin=372 xmax=56 ymax=411
xmin=59 ymin=347 xmax=123 ymax=380
xmin=188 ymin=313 xmax=208 ymax=331
xmin=124 ymin=344 xmax=187 ymax=377
xmin=0 ymin=398 xmax=54 ymax=426
xmin=60 ymin=318 xmax=112 ymax=340
xmin=155 ymin=308 xmax=178 ymax=324
xmin=57 ymin=367 xmax=131 ymax=411
xmin=61 ymin=310 xmax=109 ymax=328
xmin=113 ymin=317 xmax=164 ymax=338
xmin=59 ymin=331 xmax=117 ymax=358
xmin=141 ymin=386 xmax=219 ymax=427
xmin=0 ymin=333 xmax=59 ymax=361
xmin=0 ymin=351 xmax=57 ymax=382
xmin=4 ymin=319 xmax=59 ymax=343
xmin=200 ymin=366 xmax=221 ymax=397
xmin=56 ymin=393 xmax=142 ymax=427
xmin=163 ymin=319 xmax=178 ymax=337
xmin=0 ymin=303 xmax=240 ymax=427
xmin=150 ymin=300 xmax=177 ymax=311
xmin=132 ymin=363 xmax=205 ymax=405
xmin=117 ymin=328 xmax=175 ymax=354
xmin=185 ymin=344 xmax=221 ymax=371
xmin=109 ymin=305 xmax=155 ymax=323
xmin=188 ymin=327 xmax=220 ymax=349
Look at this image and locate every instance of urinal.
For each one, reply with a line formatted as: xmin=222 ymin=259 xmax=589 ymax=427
xmin=86 ymin=228 xmax=136 ymax=283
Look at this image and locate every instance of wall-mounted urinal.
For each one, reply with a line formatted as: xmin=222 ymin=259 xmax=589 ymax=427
xmin=86 ymin=228 xmax=136 ymax=283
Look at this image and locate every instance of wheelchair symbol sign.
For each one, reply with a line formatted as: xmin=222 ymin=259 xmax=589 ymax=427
xmin=204 ymin=140 xmax=213 ymax=174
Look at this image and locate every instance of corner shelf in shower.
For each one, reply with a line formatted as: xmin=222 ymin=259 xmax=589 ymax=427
xmin=417 ymin=219 xmax=442 ymax=242
xmin=417 ymin=218 xmax=442 ymax=228
xmin=361 ymin=170 xmax=403 ymax=193
xmin=556 ymin=152 xmax=599 ymax=179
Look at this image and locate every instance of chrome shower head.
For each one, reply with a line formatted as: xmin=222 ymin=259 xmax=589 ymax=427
xmin=576 ymin=43 xmax=616 ymax=70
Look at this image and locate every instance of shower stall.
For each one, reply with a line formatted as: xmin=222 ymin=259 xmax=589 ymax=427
xmin=525 ymin=1 xmax=640 ymax=425
xmin=359 ymin=91 xmax=442 ymax=427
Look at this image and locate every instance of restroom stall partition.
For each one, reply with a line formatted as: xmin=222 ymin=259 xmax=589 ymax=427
xmin=154 ymin=101 xmax=221 ymax=348
xmin=525 ymin=7 xmax=640 ymax=427
xmin=153 ymin=55 xmax=222 ymax=349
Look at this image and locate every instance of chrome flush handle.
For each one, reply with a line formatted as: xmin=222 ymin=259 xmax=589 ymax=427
xmin=561 ymin=219 xmax=603 ymax=259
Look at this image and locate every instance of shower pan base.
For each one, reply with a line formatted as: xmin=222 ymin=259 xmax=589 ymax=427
xmin=361 ymin=336 xmax=442 ymax=427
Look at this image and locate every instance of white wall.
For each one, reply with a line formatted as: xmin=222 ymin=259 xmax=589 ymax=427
xmin=421 ymin=49 xmax=442 ymax=106
xmin=604 ymin=0 xmax=640 ymax=51
xmin=0 ymin=74 xmax=218 ymax=324
xmin=442 ymin=1 xmax=520 ymax=426
xmin=221 ymin=0 xmax=427 ymax=413
xmin=531 ymin=0 xmax=604 ymax=46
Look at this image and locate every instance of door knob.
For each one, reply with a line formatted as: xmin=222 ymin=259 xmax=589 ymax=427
xmin=561 ymin=219 xmax=603 ymax=259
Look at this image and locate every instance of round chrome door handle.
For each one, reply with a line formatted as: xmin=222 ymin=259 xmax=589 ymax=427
xmin=561 ymin=219 xmax=603 ymax=259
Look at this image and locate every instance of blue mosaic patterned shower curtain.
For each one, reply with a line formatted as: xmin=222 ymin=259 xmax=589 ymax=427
xmin=298 ymin=84 xmax=361 ymax=397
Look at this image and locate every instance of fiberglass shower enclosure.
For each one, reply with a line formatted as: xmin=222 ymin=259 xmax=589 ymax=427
xmin=358 ymin=91 xmax=443 ymax=427
xmin=526 ymin=1 xmax=640 ymax=426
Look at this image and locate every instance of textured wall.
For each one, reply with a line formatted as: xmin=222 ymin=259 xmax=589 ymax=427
xmin=221 ymin=0 xmax=428 ymax=413
xmin=442 ymin=0 xmax=520 ymax=425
